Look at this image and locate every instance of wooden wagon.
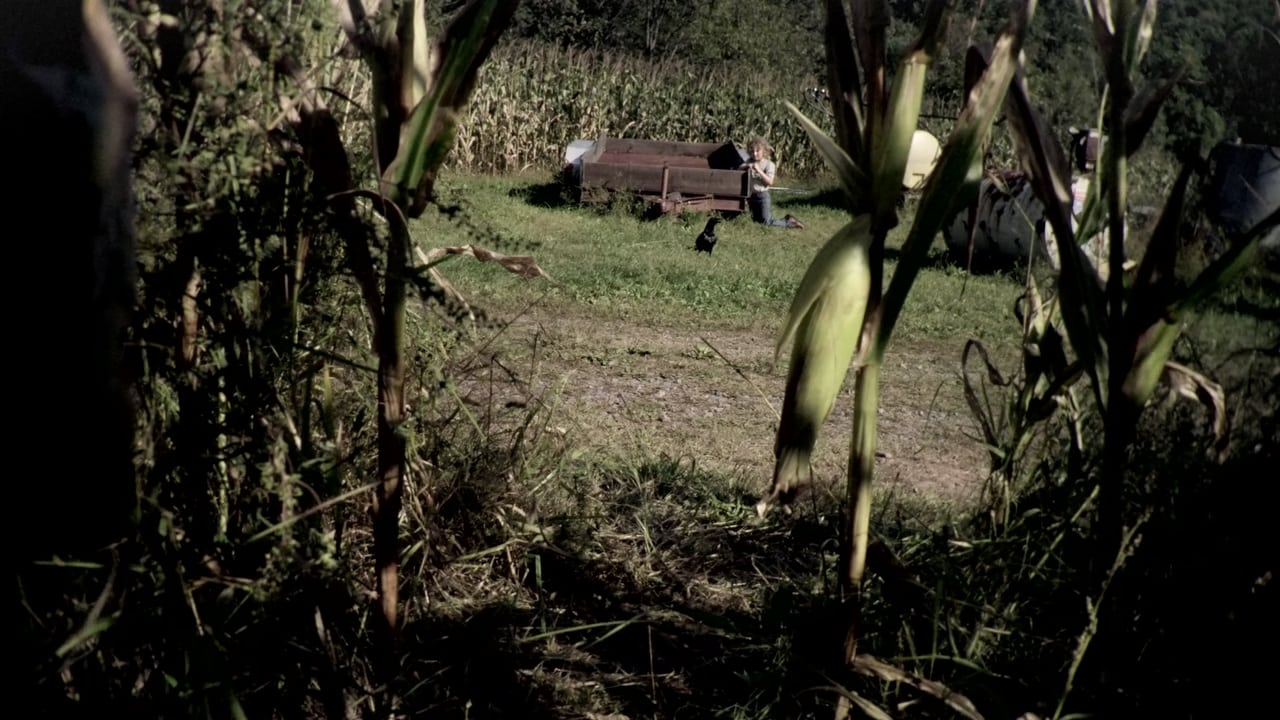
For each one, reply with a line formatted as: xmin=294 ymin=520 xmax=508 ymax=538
xmin=563 ymin=135 xmax=752 ymax=216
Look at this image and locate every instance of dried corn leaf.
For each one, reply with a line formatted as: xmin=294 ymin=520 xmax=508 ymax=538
xmin=853 ymin=653 xmax=985 ymax=720
xmin=1161 ymin=361 xmax=1230 ymax=463
xmin=415 ymin=245 xmax=558 ymax=284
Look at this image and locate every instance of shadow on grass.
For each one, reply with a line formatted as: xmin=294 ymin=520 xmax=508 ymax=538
xmin=396 ymin=545 xmax=841 ymax=718
xmin=775 ymin=186 xmax=845 ymax=213
xmin=389 ymin=447 xmax=1060 ymax=719
xmin=394 ymin=457 xmax=856 ymax=718
xmin=506 ymin=180 xmax=577 ymax=210
xmin=505 ymin=178 xmax=866 ymax=229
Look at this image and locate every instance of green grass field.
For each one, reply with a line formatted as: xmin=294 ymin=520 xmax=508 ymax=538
xmin=404 ymin=171 xmax=1044 ymax=510
xmin=417 ymin=171 xmax=1026 ymax=344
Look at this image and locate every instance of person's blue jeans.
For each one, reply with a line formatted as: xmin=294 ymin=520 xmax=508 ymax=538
xmin=749 ymin=191 xmax=790 ymax=227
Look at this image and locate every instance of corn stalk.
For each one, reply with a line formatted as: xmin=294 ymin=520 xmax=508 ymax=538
xmin=986 ymin=0 xmax=1276 ymax=706
xmin=294 ymin=0 xmax=520 ymax=709
xmin=961 ymin=273 xmax=1084 ymax=531
xmin=994 ymin=0 xmax=1276 ymax=565
xmin=757 ymin=2 xmax=1035 ymax=716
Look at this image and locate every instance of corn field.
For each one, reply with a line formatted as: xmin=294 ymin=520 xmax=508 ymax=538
xmin=448 ymin=40 xmax=838 ymax=178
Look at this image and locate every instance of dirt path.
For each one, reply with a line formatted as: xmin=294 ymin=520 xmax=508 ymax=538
xmin=464 ymin=305 xmax=993 ymax=508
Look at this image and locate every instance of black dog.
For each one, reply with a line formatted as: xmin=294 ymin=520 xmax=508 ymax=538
xmin=694 ymin=217 xmax=720 ymax=254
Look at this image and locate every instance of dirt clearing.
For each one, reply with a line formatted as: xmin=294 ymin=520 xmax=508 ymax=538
xmin=459 ymin=303 xmax=993 ymax=508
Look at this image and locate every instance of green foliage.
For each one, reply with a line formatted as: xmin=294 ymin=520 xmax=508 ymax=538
xmin=763 ymin=0 xmax=1276 ymax=716
xmin=440 ymin=0 xmax=1274 ymax=190
xmin=1143 ymin=0 xmax=1280 ymax=151
xmin=411 ymin=172 xmax=1019 ymax=342
xmin=451 ymin=40 xmax=835 ymax=178
xmin=928 ymin=259 xmax=1279 ymax=719
xmin=504 ymin=0 xmax=824 ymax=69
xmin=21 ymin=0 xmax=528 ymax=714
xmin=21 ymin=0 xmax=1276 ymax=717
xmin=937 ymin=1 xmax=1280 ymax=716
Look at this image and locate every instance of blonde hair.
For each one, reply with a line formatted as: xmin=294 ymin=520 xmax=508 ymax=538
xmin=747 ymin=135 xmax=772 ymax=157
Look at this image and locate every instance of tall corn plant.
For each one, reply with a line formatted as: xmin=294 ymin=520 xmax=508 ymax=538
xmin=361 ymin=0 xmax=513 ymax=684
xmin=990 ymin=3 xmax=1277 ymax=704
xmin=279 ymin=0 xmax=520 ymax=706
xmin=754 ymin=0 xmax=1271 ymax=714
xmin=992 ymin=0 xmax=1277 ymax=567
xmin=754 ymin=1 xmax=1035 ymax=714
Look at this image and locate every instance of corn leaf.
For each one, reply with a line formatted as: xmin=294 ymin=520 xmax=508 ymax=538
xmin=1123 ymin=0 xmax=1157 ymax=79
xmin=1000 ymin=48 xmax=1111 ymax=411
xmin=1019 ymin=274 xmax=1072 ymax=394
xmin=1161 ymin=361 xmax=1231 ymax=463
xmin=1125 ymin=205 xmax=1278 ymax=407
xmin=872 ymin=59 xmax=929 ymax=224
xmin=1117 ymin=160 xmax=1191 ymax=407
xmin=775 ymin=215 xmax=875 ymax=362
xmin=824 ymin=0 xmax=865 ymax=164
xmin=1073 ymin=89 xmax=1112 ymax=246
xmin=382 ymin=0 xmax=517 ymax=216
xmin=870 ymin=1 xmax=951 ymax=223
xmin=786 ymin=102 xmax=869 ymax=212
xmin=1087 ymin=0 xmax=1118 ymax=68
xmin=915 ymin=0 xmax=954 ymax=57
xmin=1104 ymin=0 xmax=1134 ymax=314
xmin=415 ymin=244 xmax=559 ymax=283
xmin=1125 ymin=159 xmax=1193 ymax=332
xmin=947 ymin=46 xmax=997 ymax=272
xmin=872 ymin=0 xmax=1034 ymax=361
xmin=962 ymin=42 xmax=994 ymax=171
xmin=398 ymin=0 xmax=431 ymax=113
xmin=1004 ymin=69 xmax=1073 ymax=225
xmin=1123 ymin=71 xmax=1185 ymax=158
xmin=1121 ymin=319 xmax=1178 ymax=407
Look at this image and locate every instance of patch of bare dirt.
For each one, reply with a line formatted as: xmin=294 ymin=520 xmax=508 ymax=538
xmin=459 ymin=305 xmax=992 ymax=507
